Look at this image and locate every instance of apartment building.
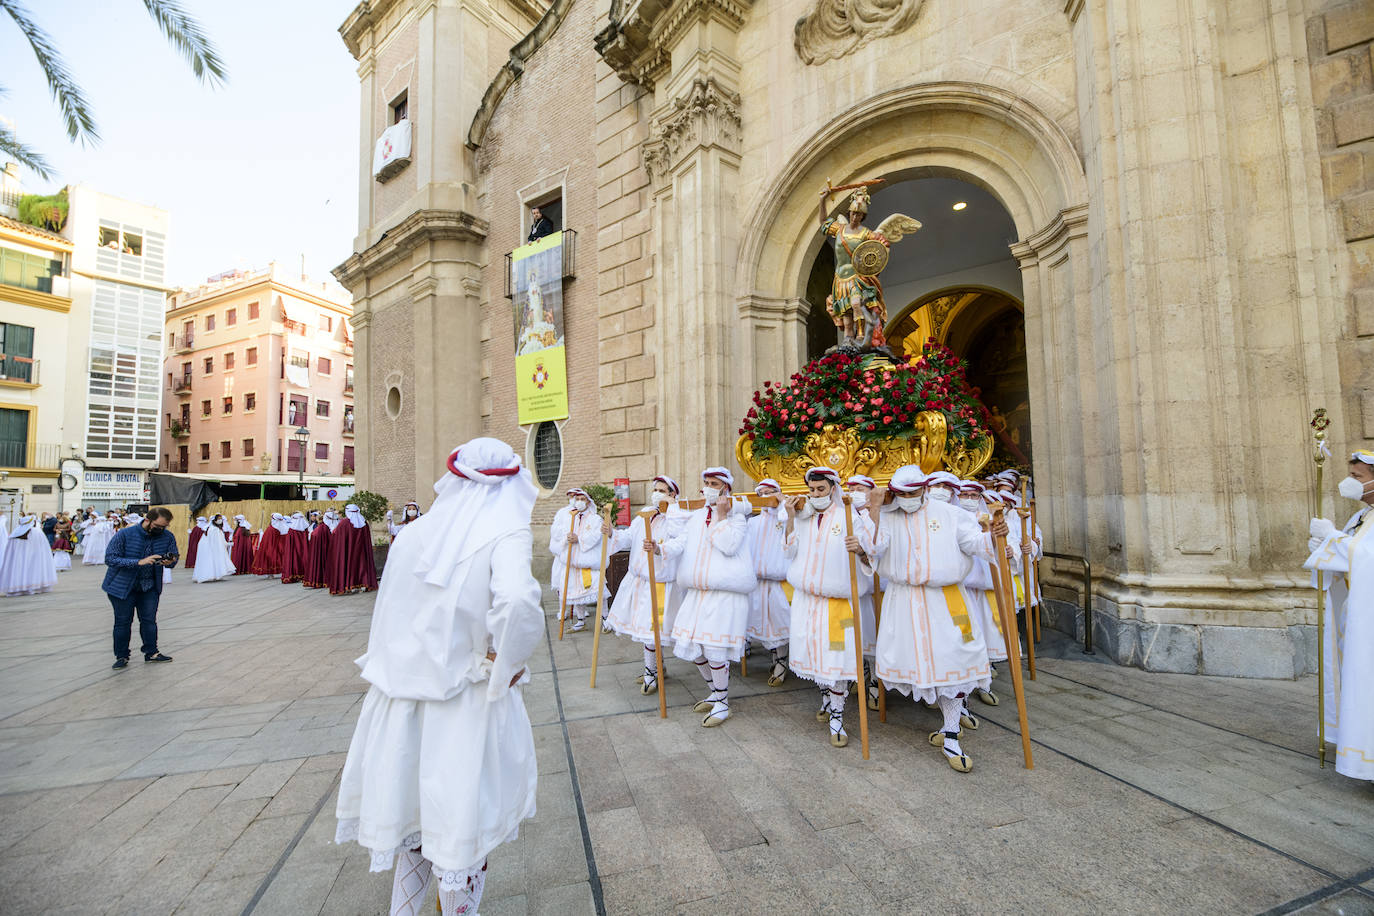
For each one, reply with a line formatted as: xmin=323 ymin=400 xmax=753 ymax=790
xmin=162 ymin=264 xmax=356 ymax=482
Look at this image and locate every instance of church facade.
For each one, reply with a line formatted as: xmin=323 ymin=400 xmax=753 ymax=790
xmin=333 ymin=0 xmax=1374 ymax=678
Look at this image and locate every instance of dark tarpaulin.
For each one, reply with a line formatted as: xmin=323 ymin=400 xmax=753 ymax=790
xmin=149 ymin=474 xmax=220 ymax=514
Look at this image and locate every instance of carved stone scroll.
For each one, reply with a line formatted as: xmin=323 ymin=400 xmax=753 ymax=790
xmin=793 ymin=0 xmax=925 ymax=65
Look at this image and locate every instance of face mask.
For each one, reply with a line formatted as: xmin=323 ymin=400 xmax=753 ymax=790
xmin=808 ymin=494 xmax=832 ymax=511
xmin=1338 ymin=475 xmax=1373 ymax=501
xmin=652 ymin=491 xmax=671 ymax=507
xmin=896 ymin=495 xmax=924 ymax=512
xmin=959 ymin=497 xmax=981 ymax=511
xmin=568 ymin=499 xmax=580 ymax=511
xmin=849 ymin=491 xmax=868 ymax=508
xmin=929 ymin=488 xmax=953 ymax=503
xmin=405 ymin=508 xmax=418 ymax=517
xmin=702 ymin=486 xmax=721 ymax=501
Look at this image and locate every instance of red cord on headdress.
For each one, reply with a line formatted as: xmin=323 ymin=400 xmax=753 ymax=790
xmin=447 ymin=452 xmax=520 ymax=479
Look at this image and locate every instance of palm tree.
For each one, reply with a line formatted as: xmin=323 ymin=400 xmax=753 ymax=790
xmin=1 ymin=0 xmax=227 ymax=179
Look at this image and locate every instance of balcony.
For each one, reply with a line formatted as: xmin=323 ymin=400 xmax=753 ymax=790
xmin=343 ymin=340 xmax=354 ymax=356
xmin=0 ymin=441 xmax=60 ymax=471
xmin=169 ymin=420 xmax=191 ymax=439
xmin=0 ymin=355 xmax=38 ymax=387
xmin=174 ymin=333 xmax=195 ymax=353
xmin=344 ymin=381 xmax=354 ymax=394
xmin=172 ymin=374 xmax=193 ymax=394
xmin=342 ymin=418 xmax=355 ymax=437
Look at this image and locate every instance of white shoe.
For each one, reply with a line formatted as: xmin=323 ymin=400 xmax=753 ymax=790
xmin=767 ymin=659 xmax=788 ymax=687
xmin=702 ymin=700 xmax=730 ymax=727
xmin=829 ymin=710 xmax=848 ymax=747
xmin=570 ymin=617 xmax=586 ymax=632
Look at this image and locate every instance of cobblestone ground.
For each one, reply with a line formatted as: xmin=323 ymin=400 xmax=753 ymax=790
xmin=0 ymin=563 xmax=1370 ymax=915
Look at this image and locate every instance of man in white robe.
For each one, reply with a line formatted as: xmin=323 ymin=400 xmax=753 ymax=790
xmin=335 ymin=437 xmax=543 ymax=916
xmin=875 ymin=465 xmax=1010 ymax=773
xmin=1305 ymin=449 xmax=1374 ymax=783
xmin=548 ymin=488 xmax=607 ymax=632
xmin=844 ymin=474 xmax=885 ymax=710
xmin=784 ymin=467 xmax=878 ymax=748
xmin=664 ymin=468 xmax=756 ymax=727
xmin=746 ymin=478 xmax=792 ymax=686
xmin=957 ymin=481 xmax=1005 ymax=707
xmin=606 ymin=475 xmax=688 ymax=694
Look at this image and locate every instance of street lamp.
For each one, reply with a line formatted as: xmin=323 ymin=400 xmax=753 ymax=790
xmin=293 ymin=426 xmax=311 ymax=485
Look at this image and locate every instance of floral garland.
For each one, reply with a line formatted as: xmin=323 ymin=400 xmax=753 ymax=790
xmin=739 ymin=341 xmax=991 ymax=459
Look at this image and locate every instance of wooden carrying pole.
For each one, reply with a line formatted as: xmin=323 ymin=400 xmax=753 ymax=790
xmin=645 ymin=521 xmax=668 ymax=719
xmin=842 ymin=494 xmax=871 ymax=759
xmin=1016 ymin=497 xmax=1038 ymax=681
xmin=1029 ymin=495 xmax=1043 ymax=643
xmin=557 ymin=513 xmax=576 ymax=640
xmin=1312 ymin=408 xmax=1329 ymax=768
xmin=988 ymin=509 xmax=1034 ymax=769
xmin=589 ymin=504 xmax=614 ymax=688
xmin=1022 ymin=478 xmax=1041 ymax=643
xmin=870 ymin=506 xmax=887 ymax=723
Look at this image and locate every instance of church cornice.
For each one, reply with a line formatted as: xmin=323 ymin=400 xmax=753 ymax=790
xmin=642 ymin=76 xmax=742 ymax=184
xmin=596 ymin=0 xmax=752 ymax=89
xmin=332 ymin=209 xmax=488 ymax=291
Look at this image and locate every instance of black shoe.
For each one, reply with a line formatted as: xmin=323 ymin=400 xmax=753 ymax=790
xmin=144 ymin=653 xmax=173 ymax=663
xmin=112 ymin=657 xmax=129 ymax=670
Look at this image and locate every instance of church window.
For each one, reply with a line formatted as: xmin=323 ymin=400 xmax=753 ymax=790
xmin=531 ymin=421 xmax=562 ymax=491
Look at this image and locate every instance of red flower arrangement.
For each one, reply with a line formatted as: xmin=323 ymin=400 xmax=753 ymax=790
xmin=739 ymin=340 xmax=991 ymax=459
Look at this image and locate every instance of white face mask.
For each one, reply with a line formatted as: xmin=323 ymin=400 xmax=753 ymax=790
xmin=652 ymin=491 xmax=671 ymax=507
xmin=405 ymin=508 xmax=418 ymax=517
xmin=808 ymin=494 xmax=832 ymax=511
xmin=848 ymin=491 xmax=868 ymax=508
xmin=1338 ymin=475 xmax=1373 ymax=501
xmin=896 ymin=495 xmax=924 ymax=512
xmin=568 ymin=498 xmax=579 ymax=510
xmin=929 ymin=488 xmax=953 ymax=503
xmin=702 ymin=486 xmax=721 ymax=501
xmin=959 ymin=497 xmax=981 ymax=511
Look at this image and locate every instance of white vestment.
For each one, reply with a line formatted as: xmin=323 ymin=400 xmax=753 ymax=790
xmin=784 ymin=502 xmax=877 ymax=687
xmin=875 ymin=499 xmax=995 ymax=702
xmin=337 ymin=447 xmax=543 ymax=875
xmin=665 ymin=500 xmax=756 ymax=663
xmin=81 ymin=519 xmax=114 ymax=565
xmin=606 ymin=508 xmax=687 ymax=646
xmin=0 ymin=526 xmax=57 ymax=596
xmin=1305 ymin=507 xmax=1374 ymax=781
xmin=550 ymin=508 xmax=607 ymax=608
xmin=192 ymin=524 xmax=236 ymax=582
xmin=747 ymin=507 xmax=793 ymax=650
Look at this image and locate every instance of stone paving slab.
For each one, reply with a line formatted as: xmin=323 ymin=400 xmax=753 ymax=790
xmin=0 ymin=563 xmax=1369 ymax=915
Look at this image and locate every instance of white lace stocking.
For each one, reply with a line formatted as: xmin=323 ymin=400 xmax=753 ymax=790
xmin=390 ymin=848 xmax=433 ymax=916
xmin=436 ymin=861 xmax=487 ymax=916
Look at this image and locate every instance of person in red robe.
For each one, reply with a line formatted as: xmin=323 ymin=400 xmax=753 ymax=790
xmin=280 ymin=512 xmax=310 ymax=584
xmin=252 ymin=513 xmax=288 ymax=576
xmin=327 ymin=503 xmax=378 ymax=595
xmin=303 ymin=510 xmax=338 ymax=589
xmin=185 ymin=517 xmax=208 ymax=569
xmin=230 ymin=515 xmax=256 ymax=573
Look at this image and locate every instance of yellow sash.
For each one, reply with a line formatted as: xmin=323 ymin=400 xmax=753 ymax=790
xmin=781 ymin=582 xmax=795 ymax=602
xmin=653 ymin=582 xmax=666 ymax=610
xmin=827 ymin=597 xmax=853 ymax=650
xmin=1013 ymin=575 xmax=1025 ymax=606
xmin=581 ymin=569 xmax=592 ymax=589
xmin=986 ymin=588 xmax=1005 ymax=637
xmin=942 ymin=585 xmax=975 ymax=644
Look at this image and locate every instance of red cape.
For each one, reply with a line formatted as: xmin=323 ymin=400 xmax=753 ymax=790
xmin=252 ymin=526 xmax=284 ymax=575
xmin=185 ymin=526 xmax=205 ymax=568
xmin=326 ymin=522 xmax=378 ymax=595
xmin=302 ymin=524 xmax=332 ymax=589
xmin=280 ymin=527 xmax=309 ymax=583
xmin=230 ymin=525 xmax=256 ymax=573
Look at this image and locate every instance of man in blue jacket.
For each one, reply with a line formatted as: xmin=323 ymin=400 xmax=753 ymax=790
xmin=103 ymin=507 xmax=179 ymax=670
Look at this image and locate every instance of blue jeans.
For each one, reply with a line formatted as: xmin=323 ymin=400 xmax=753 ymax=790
xmin=110 ymin=586 xmax=160 ymax=659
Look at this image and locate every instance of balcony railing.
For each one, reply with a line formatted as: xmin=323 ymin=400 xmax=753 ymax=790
xmin=0 ymin=441 xmax=60 ymax=470
xmin=170 ymin=421 xmax=191 ymax=439
xmin=172 ymin=374 xmax=193 ymax=394
xmin=343 ymin=381 xmax=354 ymax=393
xmin=0 ymin=355 xmax=38 ymax=384
xmin=174 ymin=333 xmax=194 ymax=353
xmin=282 ymin=319 xmax=308 ymax=336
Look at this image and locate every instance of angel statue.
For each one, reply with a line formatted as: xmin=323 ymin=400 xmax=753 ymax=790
xmin=818 ymin=180 xmax=922 ymax=350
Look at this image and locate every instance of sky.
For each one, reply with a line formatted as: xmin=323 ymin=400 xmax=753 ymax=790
xmin=0 ymin=0 xmax=361 ymax=289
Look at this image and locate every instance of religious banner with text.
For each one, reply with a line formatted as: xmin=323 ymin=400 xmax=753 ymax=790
xmin=512 ymin=233 xmax=569 ymax=425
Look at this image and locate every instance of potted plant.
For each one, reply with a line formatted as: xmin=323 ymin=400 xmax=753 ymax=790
xmin=351 ymin=489 xmax=391 ymax=575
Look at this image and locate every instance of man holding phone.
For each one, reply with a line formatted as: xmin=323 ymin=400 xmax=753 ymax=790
xmin=103 ymin=507 xmax=179 ymax=670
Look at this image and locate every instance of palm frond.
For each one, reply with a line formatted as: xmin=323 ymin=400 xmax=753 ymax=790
xmin=140 ymin=0 xmax=228 ymax=87
xmin=0 ymin=124 xmax=54 ymax=180
xmin=0 ymin=0 xmax=99 ymax=144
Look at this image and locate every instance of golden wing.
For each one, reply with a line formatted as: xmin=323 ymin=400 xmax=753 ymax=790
xmin=876 ymin=213 xmax=922 ymax=243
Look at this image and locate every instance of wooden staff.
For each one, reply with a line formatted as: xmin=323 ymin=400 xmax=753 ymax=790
xmin=645 ymin=514 xmax=668 ymax=719
xmin=557 ymin=512 xmax=576 ymax=641
xmin=987 ymin=509 xmax=1033 ymax=769
xmin=1311 ymin=407 xmax=1330 ymax=768
xmin=842 ymin=494 xmax=871 ymax=760
xmin=869 ymin=502 xmax=887 ymax=723
xmin=589 ymin=503 xmax=614 ymax=688
xmin=1021 ymin=478 xmax=1041 ymax=643
xmin=1029 ymin=494 xmax=1043 ymax=643
xmin=1015 ymin=496 xmax=1038 ymax=681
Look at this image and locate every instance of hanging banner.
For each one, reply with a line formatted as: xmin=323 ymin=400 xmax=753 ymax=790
xmin=512 ymin=233 xmax=569 ymax=425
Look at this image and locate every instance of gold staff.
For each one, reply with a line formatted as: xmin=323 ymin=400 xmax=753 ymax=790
xmin=589 ymin=502 xmax=614 ymax=688
xmin=1311 ymin=408 xmax=1330 ymax=768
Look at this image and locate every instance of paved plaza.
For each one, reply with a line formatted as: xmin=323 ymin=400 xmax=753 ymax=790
xmin=0 ymin=563 xmax=1370 ymax=915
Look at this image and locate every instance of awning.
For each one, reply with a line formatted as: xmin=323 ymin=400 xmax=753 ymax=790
xmin=152 ymin=470 xmax=355 ymax=486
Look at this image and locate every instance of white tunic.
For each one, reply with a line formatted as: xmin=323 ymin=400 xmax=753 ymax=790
xmin=550 ymin=508 xmax=607 ymax=607
xmin=665 ymin=500 xmax=756 ymax=663
xmin=1305 ymin=507 xmax=1374 ymax=781
xmin=784 ymin=502 xmax=877 ymax=687
xmin=747 ymin=507 xmax=793 ymax=649
xmin=192 ymin=524 xmax=236 ymax=582
xmin=606 ymin=508 xmax=686 ymax=646
xmin=337 ymin=527 xmax=543 ymax=874
xmin=0 ymin=529 xmax=57 ymax=596
xmin=875 ymin=499 xmax=996 ymax=702
xmin=547 ymin=505 xmax=572 ymax=593
xmin=81 ymin=519 xmax=114 ymax=565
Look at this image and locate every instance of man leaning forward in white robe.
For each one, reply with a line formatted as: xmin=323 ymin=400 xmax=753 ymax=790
xmin=335 ymin=437 xmax=544 ymax=916
xmin=783 ymin=467 xmax=880 ymax=749
xmin=876 ymin=464 xmax=1012 ymax=773
xmin=1305 ymin=448 xmax=1374 ymax=783
xmin=664 ymin=467 xmax=757 ymax=727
